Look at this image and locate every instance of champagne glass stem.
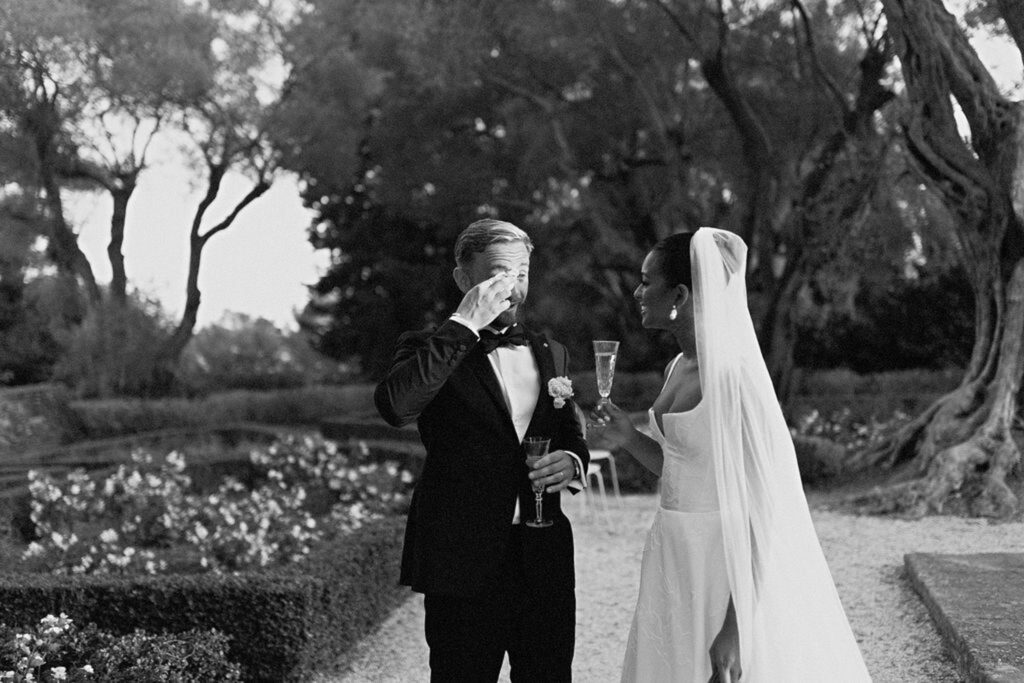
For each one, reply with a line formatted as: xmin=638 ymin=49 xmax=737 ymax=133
xmin=534 ymin=491 xmax=544 ymax=524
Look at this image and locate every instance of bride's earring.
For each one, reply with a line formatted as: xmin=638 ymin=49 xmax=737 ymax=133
xmin=669 ymin=305 xmax=678 ymax=321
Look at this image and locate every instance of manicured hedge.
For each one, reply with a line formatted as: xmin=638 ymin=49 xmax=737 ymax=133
xmin=72 ymin=385 xmax=378 ymax=439
xmin=0 ymin=572 xmax=316 ymax=681
xmin=61 ymin=369 xmax=963 ymax=444
xmin=0 ymin=517 xmax=407 ymax=682
xmin=321 ymin=416 xmax=421 ymax=444
xmin=787 ymin=367 xmax=960 ymax=421
xmin=786 ymin=392 xmax=947 ymax=424
xmin=284 ymin=517 xmax=409 ymax=679
xmin=792 ymin=367 xmax=961 ymax=398
xmin=0 ymin=384 xmax=87 ymax=455
xmin=332 ymin=369 xmax=961 ymax=494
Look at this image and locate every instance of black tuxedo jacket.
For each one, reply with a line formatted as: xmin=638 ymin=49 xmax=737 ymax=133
xmin=375 ymin=319 xmax=590 ymax=596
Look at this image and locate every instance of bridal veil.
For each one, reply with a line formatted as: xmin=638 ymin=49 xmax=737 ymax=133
xmin=691 ymin=227 xmax=871 ymax=680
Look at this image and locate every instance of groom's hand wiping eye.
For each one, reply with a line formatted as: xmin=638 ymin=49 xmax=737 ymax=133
xmin=455 ymin=273 xmax=516 ymax=330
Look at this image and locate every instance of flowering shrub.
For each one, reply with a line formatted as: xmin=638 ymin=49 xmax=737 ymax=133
xmin=0 ymin=613 xmax=240 ymax=682
xmin=249 ymin=435 xmax=414 ymax=533
xmin=0 ymin=613 xmax=92 ymax=682
xmin=99 ymin=451 xmax=191 ymax=547
xmin=185 ymin=477 xmax=320 ymax=572
xmin=791 ymin=407 xmax=910 ymax=452
xmin=23 ymin=451 xmax=184 ymax=575
xmin=21 ymin=434 xmax=415 ymax=574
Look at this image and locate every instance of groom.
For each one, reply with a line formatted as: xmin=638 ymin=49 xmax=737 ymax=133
xmin=375 ymin=218 xmax=590 ymax=682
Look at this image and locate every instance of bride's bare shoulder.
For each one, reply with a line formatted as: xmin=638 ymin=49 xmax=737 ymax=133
xmin=662 ymin=352 xmax=689 ymax=378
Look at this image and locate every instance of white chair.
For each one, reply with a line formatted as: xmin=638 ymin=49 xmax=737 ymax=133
xmin=573 ymin=406 xmax=623 ymax=518
xmin=587 ymin=448 xmax=621 ymax=503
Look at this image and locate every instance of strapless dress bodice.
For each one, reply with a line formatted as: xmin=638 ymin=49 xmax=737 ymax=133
xmin=648 ymin=402 xmax=718 ymax=512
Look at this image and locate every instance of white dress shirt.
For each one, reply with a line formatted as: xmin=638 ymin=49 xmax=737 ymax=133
xmin=449 ymin=315 xmax=585 ymax=523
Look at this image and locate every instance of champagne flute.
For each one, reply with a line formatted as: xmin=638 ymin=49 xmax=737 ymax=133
xmin=593 ymin=340 xmax=620 ymax=407
xmin=523 ymin=436 xmax=553 ymax=528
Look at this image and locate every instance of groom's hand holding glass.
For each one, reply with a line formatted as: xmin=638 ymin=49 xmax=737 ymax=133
xmin=526 ymin=447 xmax=579 ymax=494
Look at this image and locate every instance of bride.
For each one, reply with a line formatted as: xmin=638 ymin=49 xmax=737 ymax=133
xmin=592 ymin=228 xmax=871 ymax=682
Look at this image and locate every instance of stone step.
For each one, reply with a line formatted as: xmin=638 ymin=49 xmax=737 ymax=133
xmin=905 ymin=552 xmax=1024 ymax=683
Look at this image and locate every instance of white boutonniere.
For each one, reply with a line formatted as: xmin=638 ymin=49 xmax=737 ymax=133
xmin=548 ymin=376 xmax=574 ymax=409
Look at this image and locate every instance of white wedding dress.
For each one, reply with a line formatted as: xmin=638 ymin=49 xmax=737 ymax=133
xmin=621 ymin=358 xmax=730 ymax=682
xmin=621 ymin=228 xmax=871 ymax=682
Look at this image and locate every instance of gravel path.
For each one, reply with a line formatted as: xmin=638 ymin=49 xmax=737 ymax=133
xmin=327 ymin=493 xmax=1024 ymax=682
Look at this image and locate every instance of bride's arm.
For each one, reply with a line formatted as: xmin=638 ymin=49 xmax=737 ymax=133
xmin=618 ymin=424 xmax=664 ymax=476
xmin=590 ymin=402 xmax=664 ymax=476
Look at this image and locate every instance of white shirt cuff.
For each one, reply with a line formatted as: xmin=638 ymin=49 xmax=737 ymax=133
xmin=448 ymin=314 xmax=479 ymax=336
xmin=565 ymin=450 xmax=586 ymax=491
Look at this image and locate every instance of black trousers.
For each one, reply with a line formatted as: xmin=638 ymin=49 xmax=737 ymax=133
xmin=423 ymin=525 xmax=576 ymax=682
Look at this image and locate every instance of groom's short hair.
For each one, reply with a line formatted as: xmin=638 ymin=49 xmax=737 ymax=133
xmin=454 ymin=219 xmax=533 ymax=268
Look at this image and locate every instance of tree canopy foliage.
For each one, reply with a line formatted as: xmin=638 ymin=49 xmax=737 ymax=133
xmin=274 ymin=0 xmax=1024 ymax=516
xmin=278 ymin=0 xmax=965 ymax=382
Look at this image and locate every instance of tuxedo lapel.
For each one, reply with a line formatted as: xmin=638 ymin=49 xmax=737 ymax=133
xmin=465 ymin=347 xmax=516 ymax=426
xmin=525 ymin=330 xmax=556 ymax=434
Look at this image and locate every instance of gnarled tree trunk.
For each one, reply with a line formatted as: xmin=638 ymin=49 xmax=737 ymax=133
xmin=847 ymin=0 xmax=1024 ymax=517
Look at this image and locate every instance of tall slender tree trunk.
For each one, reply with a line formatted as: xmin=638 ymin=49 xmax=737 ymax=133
xmin=29 ymin=102 xmax=101 ymax=303
xmin=159 ymin=231 xmax=205 ymax=381
xmin=152 ymin=163 xmax=271 ymax=392
xmin=762 ymin=262 xmax=804 ymax=403
xmin=848 ymin=0 xmax=1024 ymax=517
xmin=107 ymin=181 xmax=137 ymax=306
xmin=699 ymin=36 xmax=775 ymax=252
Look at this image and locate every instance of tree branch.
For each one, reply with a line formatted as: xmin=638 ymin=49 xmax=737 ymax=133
xmin=199 ymin=177 xmax=272 ymax=244
xmin=790 ymin=0 xmax=849 ymax=115
xmin=649 ymin=0 xmax=698 ymax=46
xmin=997 ymin=0 xmax=1024 ymax=61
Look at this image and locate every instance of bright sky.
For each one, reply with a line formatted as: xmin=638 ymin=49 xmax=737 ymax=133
xmin=70 ymin=159 xmax=324 ymax=332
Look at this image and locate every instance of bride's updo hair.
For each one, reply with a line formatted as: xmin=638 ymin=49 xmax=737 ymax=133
xmin=651 ymin=231 xmax=695 ymax=290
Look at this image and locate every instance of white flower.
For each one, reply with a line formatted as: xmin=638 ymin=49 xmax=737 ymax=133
xmin=49 ymin=666 xmax=67 ymax=681
xmin=547 ymin=376 xmax=574 ymax=409
xmin=166 ymin=451 xmax=185 ymax=470
xmin=23 ymin=542 xmax=45 ymax=559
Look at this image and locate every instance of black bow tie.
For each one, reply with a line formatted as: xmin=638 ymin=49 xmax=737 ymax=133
xmin=478 ymin=324 xmax=529 ymax=354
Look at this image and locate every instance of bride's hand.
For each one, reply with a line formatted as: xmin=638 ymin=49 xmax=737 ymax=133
xmin=588 ymin=401 xmax=635 ymax=448
xmin=708 ymin=603 xmax=741 ymax=683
